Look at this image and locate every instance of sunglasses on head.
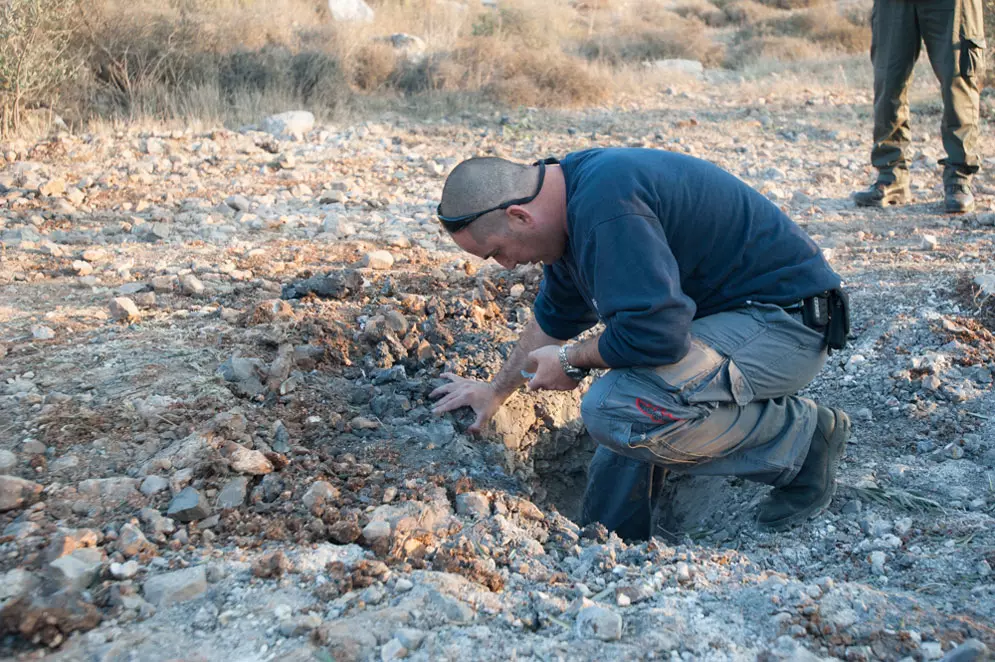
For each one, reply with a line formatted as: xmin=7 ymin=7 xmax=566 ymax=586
xmin=437 ymin=160 xmax=548 ymax=233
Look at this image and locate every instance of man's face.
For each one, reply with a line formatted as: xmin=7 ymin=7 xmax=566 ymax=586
xmin=451 ymin=211 xmax=559 ymax=270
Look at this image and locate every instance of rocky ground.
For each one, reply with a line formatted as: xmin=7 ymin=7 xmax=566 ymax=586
xmin=2 ymin=64 xmax=995 ymax=662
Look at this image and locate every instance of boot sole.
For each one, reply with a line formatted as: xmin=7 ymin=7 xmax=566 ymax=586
xmin=758 ymin=409 xmax=852 ymax=532
xmin=854 ymin=190 xmax=911 ymax=208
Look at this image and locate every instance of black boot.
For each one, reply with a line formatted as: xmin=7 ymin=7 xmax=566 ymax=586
xmin=757 ymin=406 xmax=851 ymax=531
xmin=944 ymin=182 xmax=975 ymax=214
xmin=853 ymin=180 xmax=911 ymax=208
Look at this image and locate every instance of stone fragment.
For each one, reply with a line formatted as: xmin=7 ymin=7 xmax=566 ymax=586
xmin=921 ymin=234 xmax=938 ymax=250
xmin=302 ymin=481 xmax=340 ymax=509
xmin=225 ymin=195 xmax=251 ymax=212
xmin=395 ymin=628 xmax=424 ymax=650
xmin=576 ymin=605 xmax=623 ymax=641
xmin=118 ymin=522 xmax=154 ymax=557
xmin=362 ymin=520 xmax=391 ymax=545
xmin=251 ymin=298 xmax=297 ymax=323
xmin=31 ymin=325 xmax=55 ymax=340
xmin=78 ymin=477 xmax=138 ymax=503
xmin=222 ymin=442 xmax=274 ymax=475
xmin=363 ymin=250 xmax=394 ymax=270
xmin=455 ymin=492 xmax=490 ymax=519
xmin=179 ymin=274 xmax=204 ymax=296
xmin=46 ymin=549 xmax=103 ymax=592
xmin=0 ymin=449 xmax=16 ymax=473
xmin=216 ymin=476 xmax=249 ymax=509
xmin=0 ymin=568 xmax=40 ymax=601
xmin=45 ymin=528 xmax=99 ymax=561
xmin=939 ymin=639 xmax=988 ymax=662
xmin=328 ymin=519 xmax=362 ymax=544
xmin=316 ymin=622 xmax=378 ymax=660
xmin=261 ymin=111 xmax=315 ymax=140
xmin=109 ymin=297 xmax=141 ymax=322
xmin=381 ymin=638 xmax=407 ymax=661
xmin=252 ymin=550 xmax=292 ymax=578
xmin=140 ymin=475 xmax=170 ymax=496
xmin=39 ymin=177 xmax=66 ymax=197
xmin=109 ymin=560 xmax=140 ymax=580
xmin=0 ymin=475 xmax=43 ymax=511
xmin=0 ymin=589 xmax=102 ymax=646
xmin=142 ymin=566 xmax=207 ymax=606
xmin=151 ymin=275 xmax=176 ymax=292
xmin=167 ymin=487 xmax=211 ymax=522
xmin=428 ymin=590 xmax=474 ymax=623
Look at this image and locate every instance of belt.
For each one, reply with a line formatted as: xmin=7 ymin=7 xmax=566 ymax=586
xmin=779 ymin=294 xmax=830 ymax=331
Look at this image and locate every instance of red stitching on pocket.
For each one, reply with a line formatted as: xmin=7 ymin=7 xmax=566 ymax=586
xmin=635 ymin=397 xmax=680 ymax=424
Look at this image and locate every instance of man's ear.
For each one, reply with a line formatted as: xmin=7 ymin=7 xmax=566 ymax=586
xmin=505 ymin=205 xmax=533 ymax=229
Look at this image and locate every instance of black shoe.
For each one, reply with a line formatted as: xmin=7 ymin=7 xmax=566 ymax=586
xmin=853 ymin=181 xmax=911 ymax=207
xmin=757 ymin=406 xmax=851 ymax=531
xmin=944 ymin=183 xmax=975 ymax=214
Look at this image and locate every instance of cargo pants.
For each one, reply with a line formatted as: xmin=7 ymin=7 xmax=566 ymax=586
xmin=870 ymin=0 xmax=986 ymax=185
xmin=578 ymin=304 xmax=828 ymax=540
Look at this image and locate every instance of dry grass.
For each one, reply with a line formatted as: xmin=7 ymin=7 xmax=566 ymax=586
xmin=1 ymin=0 xmax=879 ymax=131
xmin=729 ymin=5 xmax=871 ymax=67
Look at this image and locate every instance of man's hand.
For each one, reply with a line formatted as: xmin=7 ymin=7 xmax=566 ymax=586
xmin=430 ymin=373 xmax=506 ymax=433
xmin=526 ymin=345 xmax=581 ymax=391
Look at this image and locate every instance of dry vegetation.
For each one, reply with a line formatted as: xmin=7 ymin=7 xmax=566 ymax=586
xmin=0 ymin=0 xmax=885 ymax=135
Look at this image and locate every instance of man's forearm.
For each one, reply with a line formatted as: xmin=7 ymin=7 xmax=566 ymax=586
xmin=492 ymin=318 xmax=565 ymax=396
xmin=565 ymin=332 xmax=611 ymax=370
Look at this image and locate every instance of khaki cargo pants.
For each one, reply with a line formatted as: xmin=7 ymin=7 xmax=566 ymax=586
xmin=578 ymin=304 xmax=828 ymax=540
xmin=870 ymin=0 xmax=986 ymax=185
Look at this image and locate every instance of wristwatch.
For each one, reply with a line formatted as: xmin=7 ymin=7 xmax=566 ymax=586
xmin=559 ymin=345 xmax=590 ymax=381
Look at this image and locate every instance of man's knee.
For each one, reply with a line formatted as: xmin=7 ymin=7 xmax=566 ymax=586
xmin=580 ymin=370 xmax=624 ymax=445
xmin=581 ymin=369 xmax=687 ymax=450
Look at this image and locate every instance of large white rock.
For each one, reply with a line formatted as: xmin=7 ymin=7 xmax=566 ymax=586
xmin=261 ymin=111 xmax=315 ymax=140
xmin=328 ymin=0 xmax=374 ymax=22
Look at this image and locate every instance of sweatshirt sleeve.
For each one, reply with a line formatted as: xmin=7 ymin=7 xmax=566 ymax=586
xmin=582 ymin=214 xmax=697 ymax=368
xmin=532 ymin=262 xmax=599 ymax=341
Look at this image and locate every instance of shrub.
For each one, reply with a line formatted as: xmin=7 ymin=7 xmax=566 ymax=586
xmin=579 ymin=24 xmax=725 ymax=68
xmin=0 ymin=0 xmax=83 ymax=136
xmin=351 ymin=42 xmax=399 ymax=91
xmin=731 ymin=4 xmax=871 ymax=64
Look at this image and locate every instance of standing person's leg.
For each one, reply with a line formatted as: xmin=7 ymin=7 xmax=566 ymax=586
xmin=579 ymin=304 xmax=849 ymax=535
xmin=855 ymin=0 xmax=921 ymax=206
xmin=919 ymin=0 xmax=984 ymax=212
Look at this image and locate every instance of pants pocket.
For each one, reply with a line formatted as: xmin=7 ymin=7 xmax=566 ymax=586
xmin=961 ymin=35 xmax=986 ymax=79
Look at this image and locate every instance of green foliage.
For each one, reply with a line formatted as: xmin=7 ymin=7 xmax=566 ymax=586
xmin=0 ymin=0 xmax=81 ymax=136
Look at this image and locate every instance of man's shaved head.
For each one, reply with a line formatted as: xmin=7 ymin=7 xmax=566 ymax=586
xmin=439 ymin=157 xmax=540 ymax=220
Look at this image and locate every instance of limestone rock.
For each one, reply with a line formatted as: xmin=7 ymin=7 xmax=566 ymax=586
xmin=179 ymin=274 xmax=204 ymax=296
xmin=222 ymin=442 xmax=274 ymax=475
xmin=118 ymin=522 xmax=155 ymax=557
xmin=302 ymin=481 xmax=340 ymax=509
xmin=167 ymin=487 xmax=211 ymax=522
xmin=109 ymin=297 xmax=141 ymax=322
xmin=576 ymin=605 xmax=623 ymax=641
xmin=327 ymin=0 xmax=374 ymax=22
xmin=0 ymin=475 xmax=43 ymax=512
xmin=455 ymin=491 xmax=491 ymax=519
xmin=261 ymin=111 xmax=315 ymax=140
xmin=363 ymin=250 xmax=395 ymax=270
xmin=216 ymin=476 xmax=249 ymax=509
xmin=143 ymin=566 xmax=207 ymax=606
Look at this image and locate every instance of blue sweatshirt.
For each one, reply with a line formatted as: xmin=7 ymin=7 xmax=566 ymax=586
xmin=532 ymin=148 xmax=842 ymax=368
